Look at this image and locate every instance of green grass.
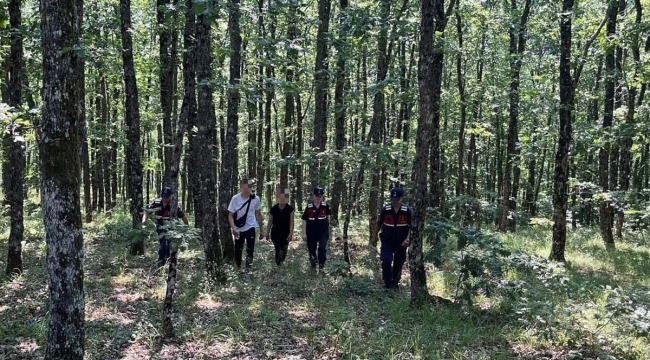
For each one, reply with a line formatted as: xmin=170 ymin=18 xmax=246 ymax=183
xmin=2 ymin=210 xmax=650 ymax=359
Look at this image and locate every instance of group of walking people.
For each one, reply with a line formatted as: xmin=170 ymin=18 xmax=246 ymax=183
xmin=143 ymin=179 xmax=413 ymax=290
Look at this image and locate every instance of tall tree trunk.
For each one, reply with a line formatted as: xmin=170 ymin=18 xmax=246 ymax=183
xmin=159 ymin=0 xmax=174 ymax=186
xmin=455 ymin=5 xmax=466 ymax=198
xmin=120 ymin=0 xmax=145 ymax=253
xmin=549 ymin=0 xmax=575 ymax=262
xmin=95 ymin=79 xmax=105 ymax=213
xmin=368 ymin=0 xmax=390 ymax=242
xmin=500 ymin=0 xmax=532 ymax=232
xmin=4 ymin=0 xmax=24 ymax=276
xmin=411 ymin=0 xmax=455 ymax=304
xmin=197 ymin=0 xmax=225 ymax=281
xmin=280 ymin=1 xmax=299 ymax=192
xmin=330 ymin=0 xmax=348 ymax=226
xmin=40 ymin=0 xmax=85 ymax=355
xmin=100 ymin=78 xmax=113 ymax=211
xmin=295 ymin=84 xmax=304 ymax=209
xmin=550 ymin=0 xmax=603 ymax=261
xmin=263 ymin=3 xmax=275 ymax=209
xmin=617 ymin=0 xmax=641 ymax=238
xmin=177 ymin=0 xmax=196 ymax=218
xmin=111 ymin=88 xmax=120 ymax=207
xmin=310 ymin=0 xmax=331 ymax=187
xmin=599 ymin=1 xmax=618 ymax=248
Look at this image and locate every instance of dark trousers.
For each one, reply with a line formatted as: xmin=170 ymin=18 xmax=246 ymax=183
xmin=158 ymin=233 xmax=171 ymax=267
xmin=380 ymin=240 xmax=407 ymax=289
xmin=306 ymin=234 xmax=328 ymax=268
xmin=235 ymin=228 xmax=256 ymax=268
xmin=271 ymin=236 xmax=289 ymax=265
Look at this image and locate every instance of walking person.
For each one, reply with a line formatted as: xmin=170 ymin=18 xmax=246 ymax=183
xmin=372 ymin=188 xmax=412 ymax=290
xmin=301 ymin=187 xmax=331 ymax=272
xmin=142 ymin=186 xmax=189 ymax=267
xmin=266 ymin=188 xmax=295 ymax=266
xmin=228 ymin=178 xmax=265 ymax=270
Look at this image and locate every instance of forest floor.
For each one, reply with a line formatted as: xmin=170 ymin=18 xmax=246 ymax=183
xmin=2 ymin=209 xmax=650 ymax=359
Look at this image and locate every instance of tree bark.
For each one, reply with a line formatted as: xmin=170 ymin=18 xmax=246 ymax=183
xmin=215 ymin=0 xmax=243 ymax=265
xmin=330 ymin=0 xmax=348 ymax=226
xmin=280 ymin=1 xmax=299 ymax=192
xmin=40 ymin=0 xmax=85 ymax=355
xmin=455 ymin=5 xmax=466 ymax=198
xmin=617 ymin=0 xmax=641 ymax=238
xmin=367 ymin=0 xmax=390 ymax=242
xmin=549 ymin=0 xmax=575 ymax=262
xmin=411 ymin=0 xmax=455 ymax=304
xmin=121 ymin=0 xmax=145 ymax=254
xmin=310 ymin=0 xmax=331 ymax=187
xmin=599 ymin=0 xmax=618 ymax=248
xmin=175 ymin=0 xmax=196 ymax=221
xmin=500 ymin=0 xmax=532 ymax=232
xmin=158 ymin=0 xmax=174 ymax=186
xmin=100 ymin=78 xmax=113 ymax=211
xmin=4 ymin=0 xmax=24 ymax=276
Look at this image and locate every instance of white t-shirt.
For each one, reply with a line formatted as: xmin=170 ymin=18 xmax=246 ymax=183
xmin=228 ymin=193 xmax=262 ymax=232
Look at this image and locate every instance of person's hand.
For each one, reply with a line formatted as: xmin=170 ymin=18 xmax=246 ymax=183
xmin=370 ymin=234 xmax=378 ymax=246
xmin=259 ymin=231 xmax=265 ymax=240
xmin=231 ymin=228 xmax=238 ymax=238
xmin=301 ymin=232 xmax=307 ymax=241
xmin=402 ymin=239 xmax=410 ymax=248
xmin=287 ymin=235 xmax=292 ymax=242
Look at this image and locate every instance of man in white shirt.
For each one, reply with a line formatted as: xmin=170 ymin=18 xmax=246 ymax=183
xmin=228 ymin=178 xmax=265 ymax=269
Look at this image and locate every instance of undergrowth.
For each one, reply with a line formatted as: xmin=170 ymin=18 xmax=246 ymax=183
xmin=1 ymin=208 xmax=650 ymax=359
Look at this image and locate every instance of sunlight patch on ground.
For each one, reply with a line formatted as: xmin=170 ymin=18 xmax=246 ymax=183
xmin=194 ymin=297 xmax=226 ymax=311
xmin=86 ymin=304 xmax=135 ymax=325
xmin=110 ymin=273 xmax=137 ymax=288
xmin=0 ymin=337 xmax=41 ymax=359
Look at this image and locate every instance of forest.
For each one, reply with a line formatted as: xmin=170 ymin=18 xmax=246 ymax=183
xmin=1 ymin=0 xmax=650 ymax=358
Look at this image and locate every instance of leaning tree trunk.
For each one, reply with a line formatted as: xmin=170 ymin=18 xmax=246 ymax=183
xmin=4 ymin=0 xmax=24 ymax=276
xmin=599 ymin=0 xmax=619 ymax=249
xmin=120 ymin=0 xmax=145 ymax=251
xmin=310 ymin=0 xmax=331 ymax=187
xmin=40 ymin=0 xmax=85 ymax=356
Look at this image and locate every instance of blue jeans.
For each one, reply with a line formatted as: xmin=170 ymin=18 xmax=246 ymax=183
xmin=307 ymin=234 xmax=328 ymax=268
xmin=381 ymin=240 xmax=407 ymax=289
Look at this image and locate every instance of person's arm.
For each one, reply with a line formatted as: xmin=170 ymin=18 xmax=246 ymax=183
xmin=266 ymin=214 xmax=274 ymax=237
xmin=227 ymin=197 xmax=238 ymax=237
xmin=256 ymin=209 xmax=265 ymax=239
xmin=181 ymin=214 xmax=189 ymax=225
xmin=403 ymin=208 xmax=412 ymax=248
xmin=228 ymin=212 xmax=237 ymax=236
xmin=372 ymin=208 xmax=384 ymax=245
xmin=301 ymin=207 xmax=308 ymax=239
xmin=141 ymin=202 xmax=152 ymax=226
xmin=288 ymin=211 xmax=295 ymax=241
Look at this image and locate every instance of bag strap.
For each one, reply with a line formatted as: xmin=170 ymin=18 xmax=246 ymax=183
xmin=236 ymin=194 xmax=256 ymax=216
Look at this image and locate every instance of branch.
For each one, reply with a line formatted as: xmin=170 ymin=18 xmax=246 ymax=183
xmin=444 ymin=0 xmax=459 ymax=29
xmin=573 ymin=10 xmax=608 ymax=86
